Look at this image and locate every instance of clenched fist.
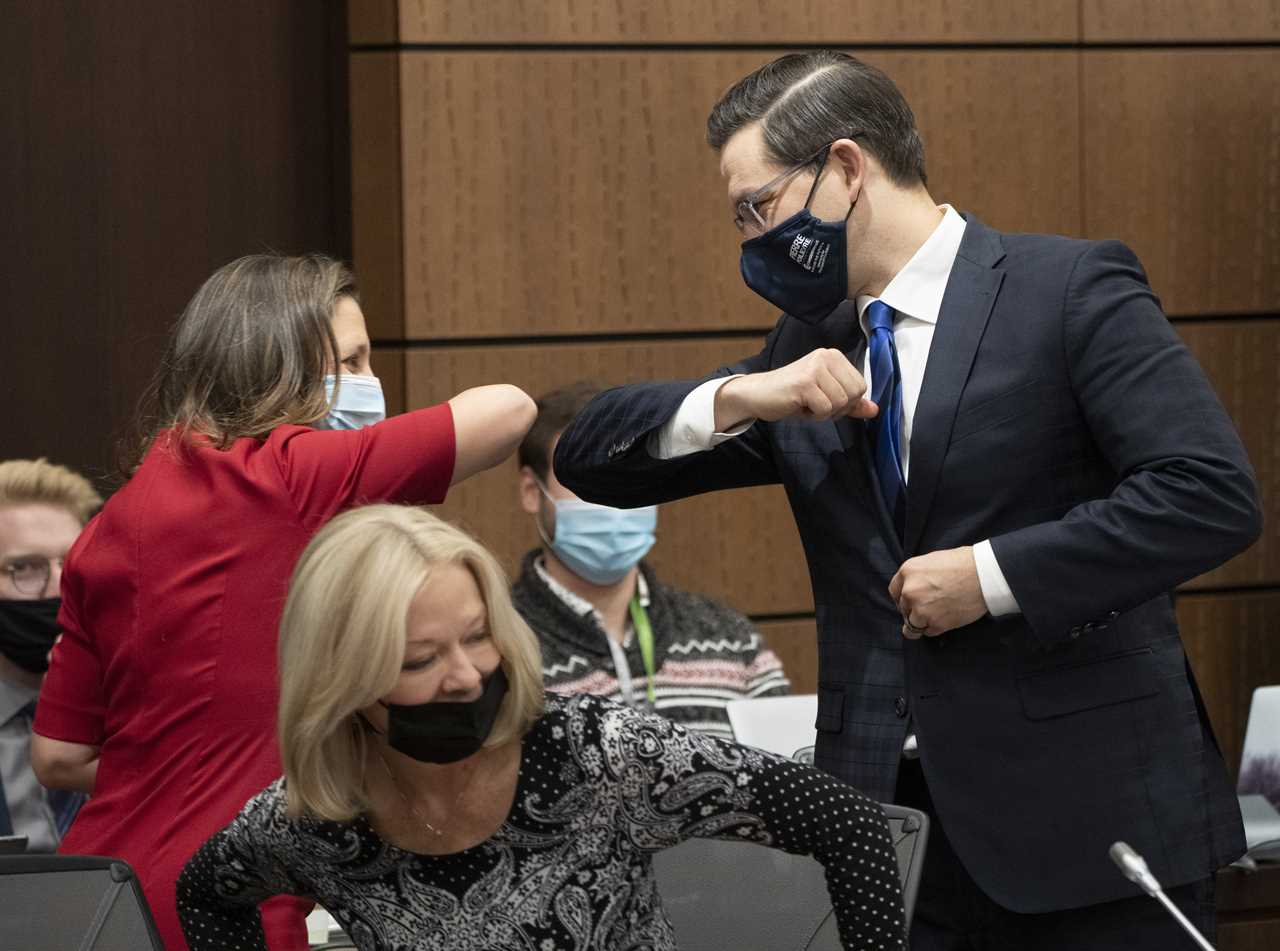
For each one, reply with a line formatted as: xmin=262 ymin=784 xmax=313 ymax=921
xmin=714 ymin=349 xmax=878 ymax=430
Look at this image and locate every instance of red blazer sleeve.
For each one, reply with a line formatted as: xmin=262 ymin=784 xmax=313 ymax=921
xmin=33 ymin=525 xmax=108 ymax=745
xmin=271 ymin=403 xmax=456 ymax=528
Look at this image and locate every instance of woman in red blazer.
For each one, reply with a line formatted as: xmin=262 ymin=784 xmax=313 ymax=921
xmin=29 ymin=254 xmax=536 ymax=951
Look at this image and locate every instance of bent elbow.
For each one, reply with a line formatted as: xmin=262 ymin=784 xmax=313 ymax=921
xmin=1211 ymin=484 xmax=1265 ymax=565
xmin=30 ymin=734 xmax=95 ymax=792
xmin=1226 ymin=465 xmax=1265 ymax=551
xmin=30 ymin=737 xmax=63 ymax=789
xmin=506 ymin=386 xmax=538 ymax=445
xmin=487 ymin=385 xmax=536 ymax=463
xmin=1240 ymin=493 xmax=1265 ymax=550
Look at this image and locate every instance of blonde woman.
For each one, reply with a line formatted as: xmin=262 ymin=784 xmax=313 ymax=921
xmin=31 ymin=254 xmax=536 ymax=951
xmin=176 ymin=505 xmax=907 ymax=951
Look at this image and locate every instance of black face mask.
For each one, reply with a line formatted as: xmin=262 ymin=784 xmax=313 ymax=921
xmin=0 ymin=598 xmax=61 ymax=674
xmin=381 ymin=666 xmax=509 ymax=764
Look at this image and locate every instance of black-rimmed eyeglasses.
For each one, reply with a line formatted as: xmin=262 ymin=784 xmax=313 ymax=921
xmin=3 ymin=556 xmax=63 ymax=596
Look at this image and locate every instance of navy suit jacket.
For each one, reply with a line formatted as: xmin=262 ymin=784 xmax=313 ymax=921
xmin=554 ymin=215 xmax=1262 ymax=913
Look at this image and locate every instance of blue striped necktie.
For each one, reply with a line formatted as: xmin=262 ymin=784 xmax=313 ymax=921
xmin=866 ymin=300 xmax=906 ymax=540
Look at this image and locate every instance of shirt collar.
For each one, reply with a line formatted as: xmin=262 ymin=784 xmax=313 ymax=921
xmin=533 ymin=556 xmax=650 ymax=632
xmin=857 ymin=204 xmax=967 ymax=331
xmin=0 ymin=674 xmax=39 ymax=727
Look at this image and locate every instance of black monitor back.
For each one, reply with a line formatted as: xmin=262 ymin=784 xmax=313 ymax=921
xmin=0 ymin=855 xmax=163 ymax=951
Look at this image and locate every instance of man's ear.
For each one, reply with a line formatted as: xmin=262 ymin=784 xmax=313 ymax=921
xmin=829 ymin=137 xmax=869 ymax=201
xmin=518 ymin=466 xmax=541 ymax=515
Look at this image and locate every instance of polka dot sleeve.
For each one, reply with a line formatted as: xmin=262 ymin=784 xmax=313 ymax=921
xmin=600 ymin=703 xmax=908 ymax=950
xmin=175 ymin=780 xmax=300 ymax=951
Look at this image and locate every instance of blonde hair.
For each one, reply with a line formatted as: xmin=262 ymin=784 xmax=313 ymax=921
xmin=123 ymin=254 xmax=357 ymax=474
xmin=0 ymin=458 xmax=103 ymax=526
xmin=278 ymin=505 xmax=545 ymax=821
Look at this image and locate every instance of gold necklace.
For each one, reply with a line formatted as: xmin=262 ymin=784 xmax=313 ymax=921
xmin=377 ymin=751 xmax=446 ymax=838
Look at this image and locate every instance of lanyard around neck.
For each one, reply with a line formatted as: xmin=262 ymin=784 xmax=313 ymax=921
xmin=627 ymin=594 xmax=657 ymax=705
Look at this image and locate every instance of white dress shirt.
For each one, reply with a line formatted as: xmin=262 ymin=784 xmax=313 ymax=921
xmin=649 ymin=205 xmax=1020 ymax=617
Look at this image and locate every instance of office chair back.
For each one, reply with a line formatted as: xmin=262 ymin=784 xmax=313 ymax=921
xmin=0 ymin=854 xmax=163 ymax=951
xmin=652 ymin=801 xmax=927 ymax=951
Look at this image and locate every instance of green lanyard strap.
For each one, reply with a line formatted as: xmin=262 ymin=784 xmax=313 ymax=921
xmin=628 ymin=595 xmax=657 ymax=705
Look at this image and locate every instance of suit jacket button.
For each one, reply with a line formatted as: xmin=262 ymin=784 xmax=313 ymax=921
xmin=894 ymin=696 xmax=908 ymax=719
xmin=1069 ymin=626 xmax=1081 ymax=639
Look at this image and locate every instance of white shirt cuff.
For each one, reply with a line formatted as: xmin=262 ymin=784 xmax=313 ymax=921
xmin=647 ymin=375 xmax=753 ymax=459
xmin=972 ymin=539 xmax=1021 ymax=617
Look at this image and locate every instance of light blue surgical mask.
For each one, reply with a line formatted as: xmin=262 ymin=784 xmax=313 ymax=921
xmin=537 ymin=481 xmax=657 ymax=586
xmin=319 ymin=374 xmax=386 ymax=430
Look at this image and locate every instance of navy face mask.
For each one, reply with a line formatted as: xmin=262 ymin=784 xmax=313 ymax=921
xmin=739 ymin=165 xmax=854 ymax=325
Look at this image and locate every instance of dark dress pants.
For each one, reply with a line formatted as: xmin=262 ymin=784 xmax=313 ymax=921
xmin=894 ymin=758 xmax=1217 ymax=951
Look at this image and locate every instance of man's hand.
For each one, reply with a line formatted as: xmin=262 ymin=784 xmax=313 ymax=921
xmin=889 ymin=546 xmax=988 ymax=639
xmin=714 ymin=349 xmax=878 ymax=431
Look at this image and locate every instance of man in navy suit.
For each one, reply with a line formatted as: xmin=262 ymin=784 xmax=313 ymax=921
xmin=554 ymin=51 xmax=1262 ymax=949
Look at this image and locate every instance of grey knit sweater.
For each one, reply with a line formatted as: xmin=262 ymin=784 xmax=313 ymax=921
xmin=510 ymin=550 xmax=789 ymax=739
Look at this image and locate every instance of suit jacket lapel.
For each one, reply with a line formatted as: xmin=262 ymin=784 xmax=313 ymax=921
xmin=904 ymin=218 xmax=1007 ymax=554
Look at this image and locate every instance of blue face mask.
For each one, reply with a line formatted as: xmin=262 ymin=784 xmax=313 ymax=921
xmin=319 ymin=374 xmax=386 ymax=430
xmin=537 ymin=483 xmax=657 ymax=586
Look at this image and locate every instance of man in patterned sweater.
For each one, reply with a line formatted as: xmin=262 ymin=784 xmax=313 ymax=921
xmin=511 ymin=384 xmax=789 ymax=739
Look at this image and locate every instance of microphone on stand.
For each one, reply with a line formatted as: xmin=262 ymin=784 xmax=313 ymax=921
xmin=1108 ymin=842 xmax=1216 ymax=951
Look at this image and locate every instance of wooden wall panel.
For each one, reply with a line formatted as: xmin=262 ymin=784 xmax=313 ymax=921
xmin=1082 ymin=50 xmax=1280 ymax=316
xmin=1178 ymin=591 xmax=1280 ymax=776
xmin=349 ymin=52 xmax=404 ymax=342
xmin=757 ymin=618 xmax=819 ymax=694
xmin=402 ymin=338 xmax=815 ymax=616
xmin=370 ymin=0 xmax=1079 ymax=45
xmin=374 ymin=345 xmax=407 ymax=414
xmin=349 ymin=0 xmax=400 ymax=45
xmin=1219 ymin=865 xmax=1280 ymax=951
xmin=394 ymin=50 xmax=1080 ymax=339
xmin=865 ymin=51 xmax=1082 ymax=239
xmin=396 ymin=51 xmax=769 ymax=339
xmin=1219 ymin=918 xmax=1280 ymax=951
xmin=1177 ymin=320 xmax=1280 ymax=589
xmin=1084 ymin=0 xmax=1280 ymax=41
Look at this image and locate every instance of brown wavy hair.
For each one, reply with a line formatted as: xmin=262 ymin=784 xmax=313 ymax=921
xmin=121 ymin=254 xmax=357 ymax=475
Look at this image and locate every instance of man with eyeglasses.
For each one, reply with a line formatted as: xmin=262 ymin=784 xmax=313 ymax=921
xmin=0 ymin=458 xmax=100 ymax=852
xmin=554 ymin=51 xmax=1260 ymax=949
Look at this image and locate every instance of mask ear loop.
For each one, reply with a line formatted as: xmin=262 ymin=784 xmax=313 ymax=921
xmin=802 ymin=150 xmax=829 ymax=210
xmin=532 ymin=475 xmax=557 ymax=548
xmin=802 ymin=146 xmax=859 ymax=224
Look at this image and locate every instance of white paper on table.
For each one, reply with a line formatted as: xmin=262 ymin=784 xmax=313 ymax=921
xmin=726 ymin=694 xmax=818 ymax=760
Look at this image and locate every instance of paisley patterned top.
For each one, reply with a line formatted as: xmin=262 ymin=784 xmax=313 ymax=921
xmin=177 ymin=694 xmax=906 ymax=950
